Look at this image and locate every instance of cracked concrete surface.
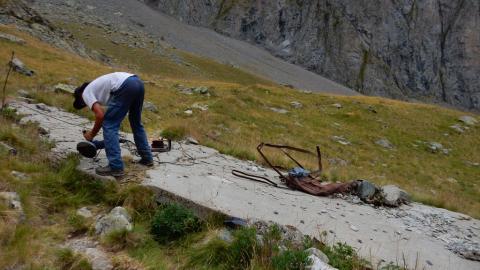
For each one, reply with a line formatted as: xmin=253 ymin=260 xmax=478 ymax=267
xmin=11 ymin=101 xmax=480 ymax=270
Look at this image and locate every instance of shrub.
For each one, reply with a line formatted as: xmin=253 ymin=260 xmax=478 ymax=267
xmin=228 ymin=227 xmax=258 ymax=269
xmin=271 ymin=250 xmax=311 ymax=270
xmin=150 ymin=203 xmax=201 ymax=243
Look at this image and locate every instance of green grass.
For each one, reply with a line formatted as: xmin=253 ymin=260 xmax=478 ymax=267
xmin=1 ymin=22 xmax=479 ymax=220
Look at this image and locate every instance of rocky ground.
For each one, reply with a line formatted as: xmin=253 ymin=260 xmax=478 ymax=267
xmin=29 ymin=0 xmax=356 ymax=96
xmin=10 ymin=100 xmax=480 ymax=270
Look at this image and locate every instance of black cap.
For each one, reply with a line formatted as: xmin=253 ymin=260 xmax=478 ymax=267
xmin=73 ymin=82 xmax=89 ymax=110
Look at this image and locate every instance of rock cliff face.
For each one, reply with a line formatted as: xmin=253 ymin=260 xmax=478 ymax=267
xmin=143 ymin=0 xmax=480 ymax=110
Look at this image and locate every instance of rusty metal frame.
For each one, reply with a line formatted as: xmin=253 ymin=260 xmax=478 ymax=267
xmin=256 ymin=143 xmax=322 ymax=181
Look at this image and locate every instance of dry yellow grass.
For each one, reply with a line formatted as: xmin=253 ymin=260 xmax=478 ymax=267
xmin=1 ymin=24 xmax=479 ymax=218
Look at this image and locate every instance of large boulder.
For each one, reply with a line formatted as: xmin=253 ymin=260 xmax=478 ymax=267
xmin=355 ymin=180 xmax=377 ymax=201
xmin=380 ymin=185 xmax=411 ymax=207
xmin=95 ymin=207 xmax=132 ymax=235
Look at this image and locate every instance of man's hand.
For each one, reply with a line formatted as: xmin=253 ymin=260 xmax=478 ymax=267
xmin=83 ymin=130 xmax=95 ymax=141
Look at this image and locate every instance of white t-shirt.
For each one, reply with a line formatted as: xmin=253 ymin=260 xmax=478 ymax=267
xmin=82 ymin=72 xmax=134 ymax=109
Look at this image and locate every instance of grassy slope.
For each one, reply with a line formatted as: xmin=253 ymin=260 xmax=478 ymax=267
xmin=0 ymin=24 xmax=479 ymax=219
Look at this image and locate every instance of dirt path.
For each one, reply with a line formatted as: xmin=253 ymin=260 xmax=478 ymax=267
xmin=32 ymin=0 xmax=357 ymax=96
xmin=10 ymin=101 xmax=480 ymax=270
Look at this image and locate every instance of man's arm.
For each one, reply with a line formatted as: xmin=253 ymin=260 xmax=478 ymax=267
xmin=83 ymin=103 xmax=104 ymax=141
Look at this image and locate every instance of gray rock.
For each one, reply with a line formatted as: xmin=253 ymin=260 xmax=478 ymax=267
xmin=193 ymin=86 xmax=209 ymax=95
xmin=356 ymin=180 xmax=377 ymax=201
xmin=427 ymin=142 xmax=444 ymax=153
xmin=185 ymin=137 xmax=199 ymax=145
xmin=17 ymin=89 xmax=32 ymax=98
xmin=54 ymin=83 xmax=76 ymax=94
xmin=95 ymin=206 xmax=132 ymax=235
xmin=143 ymin=101 xmax=159 ymax=113
xmin=11 ymin=171 xmax=29 ymax=180
xmin=305 ymin=247 xmax=329 ymax=264
xmin=10 ymin=57 xmax=35 ymax=76
xmin=459 ymin=116 xmax=478 ymax=126
xmin=332 ymin=103 xmax=342 ymax=109
xmin=381 ymin=185 xmax=411 ymax=207
xmin=0 ymin=192 xmax=23 ymax=211
xmin=36 ymin=103 xmax=51 ymax=112
xmin=65 ymin=238 xmax=112 ymax=270
xmin=191 ymin=103 xmax=209 ymax=111
xmin=290 ymin=101 xmax=303 ymax=109
xmin=308 ymin=254 xmax=338 ymax=270
xmin=77 ymin=207 xmax=93 ymax=219
xmin=332 ymin=136 xmax=351 ymax=145
xmin=450 ymin=124 xmax=464 ymax=134
xmin=447 ymin=241 xmax=480 ymax=261
xmin=0 ymin=32 xmax=26 ymax=44
xmin=217 ymin=228 xmax=233 ymax=243
xmin=269 ymin=107 xmax=289 ymax=114
xmin=281 ymin=225 xmax=304 ymax=247
xmin=0 ymin=141 xmax=17 ymax=155
xmin=256 ymin=234 xmax=264 ymax=246
xmin=350 ymin=225 xmax=359 ymax=232
xmin=85 ymin=247 xmax=113 ymax=270
xmin=376 ymin=138 xmax=394 ymax=149
xmin=184 ymin=109 xmax=193 ymax=115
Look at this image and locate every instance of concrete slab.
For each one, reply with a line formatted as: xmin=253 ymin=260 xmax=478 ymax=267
xmin=11 ymin=101 xmax=480 ymax=270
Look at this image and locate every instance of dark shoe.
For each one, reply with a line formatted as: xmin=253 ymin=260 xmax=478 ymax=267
xmin=77 ymin=141 xmax=97 ymax=158
xmin=95 ymin=166 xmax=125 ymax=177
xmin=135 ymin=158 xmax=154 ymax=167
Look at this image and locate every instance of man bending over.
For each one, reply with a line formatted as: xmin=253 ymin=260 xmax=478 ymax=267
xmin=73 ymin=72 xmax=153 ymax=177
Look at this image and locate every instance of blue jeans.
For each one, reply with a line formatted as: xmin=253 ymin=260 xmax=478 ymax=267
xmin=94 ymin=76 xmax=153 ymax=170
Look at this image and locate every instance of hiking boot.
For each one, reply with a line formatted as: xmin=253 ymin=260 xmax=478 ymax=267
xmin=135 ymin=158 xmax=154 ymax=167
xmin=77 ymin=141 xmax=97 ymax=158
xmin=95 ymin=166 xmax=125 ymax=177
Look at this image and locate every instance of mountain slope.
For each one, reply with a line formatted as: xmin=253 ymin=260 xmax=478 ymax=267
xmin=31 ymin=0 xmax=357 ymax=96
xmin=145 ymin=0 xmax=480 ymax=111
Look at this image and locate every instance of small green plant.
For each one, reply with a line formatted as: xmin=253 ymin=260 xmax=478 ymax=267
xmin=67 ymin=213 xmax=88 ymax=235
xmin=322 ymin=242 xmax=370 ymax=270
xmin=150 ymin=203 xmax=202 ymax=243
xmin=271 ymin=250 xmax=311 ymax=270
xmin=56 ymin=248 xmax=92 ymax=270
xmin=102 ymin=229 xmax=143 ymax=252
xmin=228 ymin=227 xmax=258 ymax=269
xmin=0 ymin=107 xmax=18 ymax=121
